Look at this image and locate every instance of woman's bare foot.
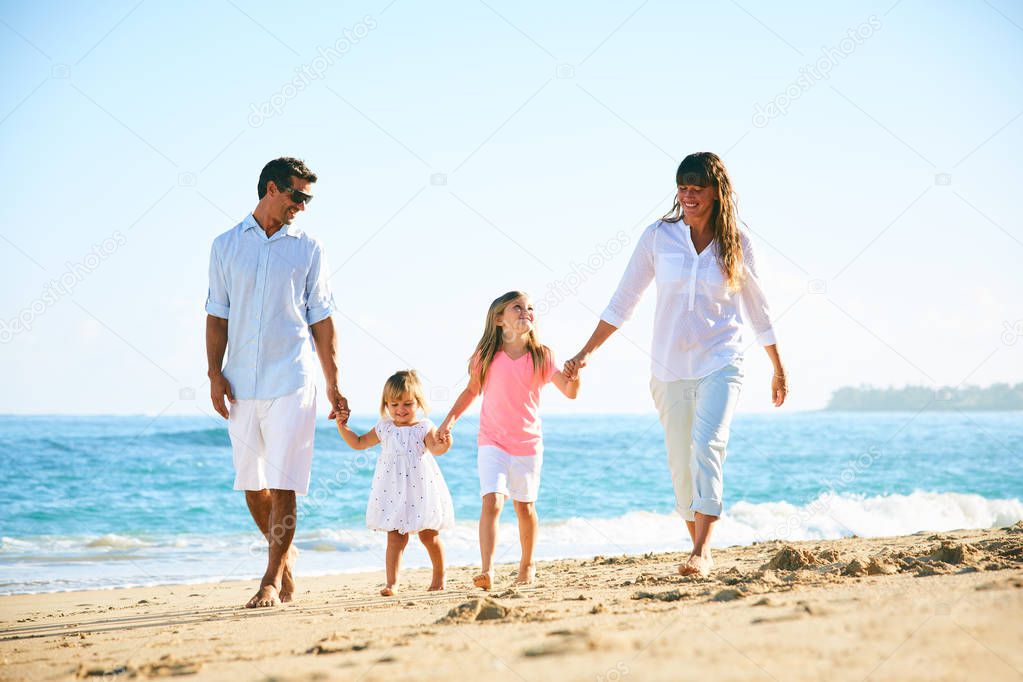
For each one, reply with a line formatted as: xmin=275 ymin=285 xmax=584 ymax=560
xmin=280 ymin=546 xmax=299 ymax=603
xmin=513 ymin=564 xmax=536 ymax=586
xmin=380 ymin=584 xmax=397 ymax=597
xmin=472 ymin=572 xmax=492 ymax=590
xmin=245 ymin=583 xmax=280 ymax=608
xmin=427 ymin=572 xmax=445 ymax=591
xmin=678 ymin=552 xmax=713 ymax=577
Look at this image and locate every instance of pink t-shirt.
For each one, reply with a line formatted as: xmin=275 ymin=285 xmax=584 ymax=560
xmin=476 ymin=348 xmax=557 ymax=456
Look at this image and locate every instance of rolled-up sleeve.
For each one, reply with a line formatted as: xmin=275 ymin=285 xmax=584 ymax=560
xmin=738 ymin=232 xmax=777 ymax=346
xmin=304 ymin=242 xmax=336 ymax=325
xmin=205 ymin=242 xmax=230 ymax=319
xmin=600 ymin=224 xmax=656 ymax=328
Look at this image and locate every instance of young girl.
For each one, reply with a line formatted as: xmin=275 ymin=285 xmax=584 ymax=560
xmin=336 ymin=370 xmax=455 ymax=596
xmin=437 ymin=291 xmax=580 ymax=590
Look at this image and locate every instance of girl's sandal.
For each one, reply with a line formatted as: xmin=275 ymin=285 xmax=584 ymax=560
xmin=472 ymin=572 xmax=492 ymax=590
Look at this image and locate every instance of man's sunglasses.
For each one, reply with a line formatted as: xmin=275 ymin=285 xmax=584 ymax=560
xmin=279 ymin=185 xmax=313 ymax=205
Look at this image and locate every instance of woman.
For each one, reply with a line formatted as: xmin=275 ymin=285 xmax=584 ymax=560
xmin=564 ymin=152 xmax=787 ymax=577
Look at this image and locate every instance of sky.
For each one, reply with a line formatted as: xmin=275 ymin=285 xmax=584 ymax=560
xmin=1 ymin=0 xmax=1021 ymax=417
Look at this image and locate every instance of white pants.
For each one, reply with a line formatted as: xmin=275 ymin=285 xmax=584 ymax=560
xmin=650 ymin=363 xmax=743 ymax=521
xmin=228 ymin=383 xmax=317 ymax=495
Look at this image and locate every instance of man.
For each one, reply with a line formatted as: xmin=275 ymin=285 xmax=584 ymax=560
xmin=205 ymin=157 xmax=346 ymax=608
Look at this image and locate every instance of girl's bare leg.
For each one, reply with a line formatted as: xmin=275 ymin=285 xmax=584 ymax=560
xmin=475 ymin=493 xmax=504 ymax=590
xmin=382 ymin=531 xmax=409 ymax=596
xmin=419 ymin=529 xmax=445 ymax=591
xmin=513 ymin=500 xmax=538 ymax=585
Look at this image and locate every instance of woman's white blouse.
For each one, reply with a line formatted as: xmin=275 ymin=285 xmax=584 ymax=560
xmin=600 ymin=220 xmax=777 ymax=381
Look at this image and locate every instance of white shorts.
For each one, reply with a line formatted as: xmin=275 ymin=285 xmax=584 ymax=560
xmin=478 ymin=445 xmax=543 ymax=503
xmin=228 ymin=383 xmax=317 ymax=495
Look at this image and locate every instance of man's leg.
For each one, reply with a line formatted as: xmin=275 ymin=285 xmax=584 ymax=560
xmin=246 ymin=488 xmax=297 ymax=608
xmin=254 ymin=383 xmax=315 ymax=605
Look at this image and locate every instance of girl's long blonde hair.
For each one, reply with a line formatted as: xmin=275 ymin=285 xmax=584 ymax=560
xmin=661 ymin=152 xmax=744 ymax=291
xmin=469 ymin=291 xmax=549 ymax=388
xmin=379 ymin=370 xmax=429 ymax=417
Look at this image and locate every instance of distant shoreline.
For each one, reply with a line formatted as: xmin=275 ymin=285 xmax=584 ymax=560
xmin=826 ymin=383 xmax=1023 ymax=411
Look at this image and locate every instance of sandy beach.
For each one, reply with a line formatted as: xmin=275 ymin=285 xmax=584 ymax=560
xmin=2 ymin=524 xmax=1021 ymax=681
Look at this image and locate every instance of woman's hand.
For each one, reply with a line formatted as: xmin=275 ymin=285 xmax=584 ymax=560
xmin=563 ymin=352 xmax=589 ymax=381
xmin=772 ymin=372 xmax=788 ymax=407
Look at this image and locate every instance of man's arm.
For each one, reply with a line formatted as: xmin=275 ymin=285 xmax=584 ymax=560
xmin=206 ymin=315 xmax=234 ymax=418
xmin=310 ymin=316 xmax=347 ymax=419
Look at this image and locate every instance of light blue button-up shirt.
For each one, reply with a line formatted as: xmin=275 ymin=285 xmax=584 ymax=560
xmin=205 ymin=214 xmax=336 ymax=400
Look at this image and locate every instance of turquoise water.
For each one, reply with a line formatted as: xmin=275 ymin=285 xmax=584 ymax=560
xmin=1 ymin=412 xmax=1020 ymax=593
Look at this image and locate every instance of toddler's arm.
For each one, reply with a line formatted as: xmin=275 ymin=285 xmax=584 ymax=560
xmin=336 ymin=416 xmax=381 ymax=450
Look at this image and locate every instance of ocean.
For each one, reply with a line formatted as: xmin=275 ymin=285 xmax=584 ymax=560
xmin=1 ymin=412 xmax=1020 ymax=595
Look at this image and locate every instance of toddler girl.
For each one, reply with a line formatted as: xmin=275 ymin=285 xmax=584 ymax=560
xmin=337 ymin=370 xmax=454 ymax=595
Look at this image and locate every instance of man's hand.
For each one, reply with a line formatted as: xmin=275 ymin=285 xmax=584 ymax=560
xmin=327 ymin=385 xmax=348 ymax=420
xmin=210 ymin=371 xmax=235 ymax=419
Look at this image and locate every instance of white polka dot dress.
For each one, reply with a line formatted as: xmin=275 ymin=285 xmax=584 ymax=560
xmin=365 ymin=419 xmax=455 ymax=534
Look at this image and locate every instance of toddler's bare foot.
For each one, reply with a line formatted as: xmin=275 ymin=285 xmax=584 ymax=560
xmin=472 ymin=572 xmax=492 ymax=591
xmin=280 ymin=546 xmax=299 ymax=603
xmin=380 ymin=584 xmax=397 ymax=597
xmin=245 ymin=584 xmax=280 ymax=608
xmin=513 ymin=564 xmax=536 ymax=586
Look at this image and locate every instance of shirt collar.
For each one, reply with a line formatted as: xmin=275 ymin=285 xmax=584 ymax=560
xmin=242 ymin=213 xmax=304 ymax=239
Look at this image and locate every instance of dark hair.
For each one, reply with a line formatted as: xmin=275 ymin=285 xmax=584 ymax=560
xmin=257 ymin=157 xmax=317 ymax=199
xmin=661 ymin=152 xmax=745 ymax=291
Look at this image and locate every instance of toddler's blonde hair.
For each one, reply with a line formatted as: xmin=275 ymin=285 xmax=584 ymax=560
xmin=379 ymin=370 xmax=429 ymax=418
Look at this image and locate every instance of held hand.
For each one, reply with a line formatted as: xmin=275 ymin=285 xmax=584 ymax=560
xmin=772 ymin=373 xmax=788 ymax=407
xmin=563 ymin=352 xmax=589 ymax=381
xmin=435 ymin=423 xmax=452 ymax=444
xmin=336 ymin=406 xmax=351 ymax=425
xmin=327 ymin=386 xmax=348 ymax=420
xmin=209 ymin=372 xmax=235 ymax=419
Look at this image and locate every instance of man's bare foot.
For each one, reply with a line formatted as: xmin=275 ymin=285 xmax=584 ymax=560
xmin=427 ymin=574 xmax=445 ymax=591
xmin=513 ymin=564 xmax=536 ymax=586
xmin=380 ymin=584 xmax=397 ymax=597
xmin=678 ymin=553 xmax=713 ymax=577
xmin=280 ymin=546 xmax=299 ymax=603
xmin=472 ymin=572 xmax=492 ymax=590
xmin=245 ymin=584 xmax=280 ymax=608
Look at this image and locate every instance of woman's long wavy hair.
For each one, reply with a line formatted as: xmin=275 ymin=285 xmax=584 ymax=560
xmin=662 ymin=152 xmax=744 ymax=291
xmin=469 ymin=291 xmax=548 ymax=388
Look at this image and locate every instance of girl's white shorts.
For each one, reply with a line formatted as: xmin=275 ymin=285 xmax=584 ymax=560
xmin=477 ymin=444 xmax=542 ymax=503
